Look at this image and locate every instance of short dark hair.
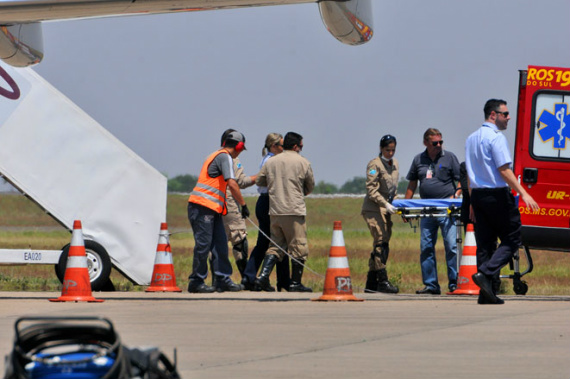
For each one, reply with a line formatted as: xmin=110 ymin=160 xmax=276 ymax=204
xmin=380 ymin=134 xmax=397 ymax=148
xmin=283 ymin=132 xmax=303 ymax=150
xmin=484 ymin=99 xmax=507 ymax=119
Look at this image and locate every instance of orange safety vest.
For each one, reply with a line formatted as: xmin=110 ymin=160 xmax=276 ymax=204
xmin=188 ymin=150 xmax=229 ymax=215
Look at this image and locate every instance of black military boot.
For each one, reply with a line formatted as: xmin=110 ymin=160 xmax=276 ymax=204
xmin=233 ymin=238 xmax=249 ymax=279
xmin=288 ymin=260 xmax=313 ymax=292
xmin=276 ymin=255 xmax=291 ymax=292
xmin=254 ymin=255 xmax=277 ymax=292
xmin=377 ymin=268 xmax=399 ymax=294
xmin=365 ymin=271 xmax=379 ymax=293
xmin=380 ymin=242 xmax=390 ymax=264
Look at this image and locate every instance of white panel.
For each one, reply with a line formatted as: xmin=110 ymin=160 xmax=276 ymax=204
xmin=0 ymin=62 xmax=167 ymax=284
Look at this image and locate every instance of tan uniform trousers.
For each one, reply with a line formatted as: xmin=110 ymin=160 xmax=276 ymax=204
xmin=222 ymin=210 xmax=247 ymax=261
xmin=266 ymin=215 xmax=309 ymax=261
xmin=362 ymin=210 xmax=392 ymax=271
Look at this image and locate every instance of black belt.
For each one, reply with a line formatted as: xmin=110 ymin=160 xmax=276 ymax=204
xmin=472 ymin=187 xmax=509 ymax=193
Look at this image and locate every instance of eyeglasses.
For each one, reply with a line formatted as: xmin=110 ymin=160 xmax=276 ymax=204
xmin=298 ymin=144 xmax=303 ymax=151
xmin=495 ymin=110 xmax=509 ymax=117
xmin=431 ymin=140 xmax=444 ymax=146
xmin=274 ymin=143 xmax=283 ymax=147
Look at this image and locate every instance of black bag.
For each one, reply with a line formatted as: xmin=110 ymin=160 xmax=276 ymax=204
xmin=3 ymin=317 xmax=179 ymax=379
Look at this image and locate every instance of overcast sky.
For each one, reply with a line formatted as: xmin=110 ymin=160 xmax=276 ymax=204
xmin=33 ymin=0 xmax=570 ymax=189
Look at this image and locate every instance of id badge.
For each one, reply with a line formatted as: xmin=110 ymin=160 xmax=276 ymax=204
xmin=426 ymin=168 xmax=433 ymax=179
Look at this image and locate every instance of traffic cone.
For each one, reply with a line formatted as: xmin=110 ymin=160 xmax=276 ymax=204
xmin=50 ymin=220 xmax=104 ymax=302
xmin=448 ymin=223 xmax=480 ymax=295
xmin=313 ymin=221 xmax=363 ymax=301
xmin=146 ymin=223 xmax=181 ymax=292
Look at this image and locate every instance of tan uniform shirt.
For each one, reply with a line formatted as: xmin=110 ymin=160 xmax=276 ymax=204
xmin=225 ymin=157 xmax=254 ymax=215
xmin=256 ymin=150 xmax=315 ymax=216
xmin=361 ymin=156 xmax=399 ymax=213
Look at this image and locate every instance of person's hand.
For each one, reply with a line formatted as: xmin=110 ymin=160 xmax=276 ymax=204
xmin=521 ymin=192 xmax=540 ymax=212
xmin=385 ymin=203 xmax=397 ymax=214
xmin=241 ymin=204 xmax=250 ymax=219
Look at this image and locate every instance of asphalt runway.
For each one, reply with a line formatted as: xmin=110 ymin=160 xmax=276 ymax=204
xmin=0 ymin=291 xmax=569 ymax=379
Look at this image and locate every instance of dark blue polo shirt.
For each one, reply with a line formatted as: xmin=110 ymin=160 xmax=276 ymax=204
xmin=406 ymin=150 xmax=461 ymax=199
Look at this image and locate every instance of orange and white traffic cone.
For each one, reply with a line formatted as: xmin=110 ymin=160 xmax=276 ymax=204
xmin=313 ymin=221 xmax=363 ymax=302
xmin=146 ymin=223 xmax=181 ymax=292
xmin=50 ymin=220 xmax=104 ymax=303
xmin=448 ymin=223 xmax=479 ymax=295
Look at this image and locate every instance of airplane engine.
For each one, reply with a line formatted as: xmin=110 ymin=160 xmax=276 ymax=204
xmin=0 ymin=23 xmax=44 ymax=67
xmin=318 ymin=0 xmax=373 ymax=45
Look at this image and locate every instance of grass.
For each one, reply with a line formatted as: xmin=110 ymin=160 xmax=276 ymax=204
xmin=1 ymin=193 xmax=569 ymax=295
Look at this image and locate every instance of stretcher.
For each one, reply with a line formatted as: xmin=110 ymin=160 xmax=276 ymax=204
xmin=392 ymin=198 xmax=532 ymax=295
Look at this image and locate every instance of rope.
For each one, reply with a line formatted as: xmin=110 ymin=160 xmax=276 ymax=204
xmin=245 ymin=216 xmax=383 ymax=294
xmin=163 ymin=217 xmax=384 ymax=293
xmin=244 ymin=216 xmax=324 ymax=278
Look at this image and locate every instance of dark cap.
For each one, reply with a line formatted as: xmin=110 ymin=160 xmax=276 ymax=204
xmin=225 ymin=131 xmax=247 ymax=150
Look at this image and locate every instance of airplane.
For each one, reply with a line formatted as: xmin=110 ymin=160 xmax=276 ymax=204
xmin=0 ymin=0 xmax=373 ymax=67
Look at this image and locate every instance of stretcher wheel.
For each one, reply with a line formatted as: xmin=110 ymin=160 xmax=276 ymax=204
xmin=513 ymin=281 xmax=528 ymax=295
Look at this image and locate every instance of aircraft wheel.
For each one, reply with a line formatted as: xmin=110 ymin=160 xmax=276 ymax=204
xmin=513 ymin=281 xmax=528 ymax=295
xmin=55 ymin=240 xmax=112 ymax=291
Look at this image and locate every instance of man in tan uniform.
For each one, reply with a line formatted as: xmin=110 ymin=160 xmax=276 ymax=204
xmin=223 ymin=156 xmax=255 ymax=278
xmin=254 ymin=132 xmax=315 ymax=292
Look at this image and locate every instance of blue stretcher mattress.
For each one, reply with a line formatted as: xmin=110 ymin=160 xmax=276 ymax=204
xmin=392 ymin=199 xmax=462 ymax=208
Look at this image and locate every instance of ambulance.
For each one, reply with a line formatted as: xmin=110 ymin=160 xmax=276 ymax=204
xmin=512 ymin=65 xmax=570 ymax=292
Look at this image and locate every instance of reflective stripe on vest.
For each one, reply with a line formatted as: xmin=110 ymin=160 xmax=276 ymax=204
xmin=189 ymin=150 xmax=229 ymax=214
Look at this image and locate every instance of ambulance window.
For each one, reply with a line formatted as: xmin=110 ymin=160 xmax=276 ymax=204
xmin=532 ymin=93 xmax=570 ymax=159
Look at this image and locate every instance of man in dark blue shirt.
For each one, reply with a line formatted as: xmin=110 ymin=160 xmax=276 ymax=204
xmin=405 ymin=128 xmax=461 ymax=295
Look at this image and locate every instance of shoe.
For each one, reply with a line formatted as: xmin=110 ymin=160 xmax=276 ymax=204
xmin=478 ymin=295 xmax=505 ymax=305
xmin=188 ymin=282 xmax=215 ymax=293
xmin=472 ymin=272 xmax=499 ymax=304
xmin=416 ymin=287 xmax=441 ymax=295
xmin=254 ymin=276 xmax=275 ymax=292
xmin=241 ymin=279 xmax=255 ymax=291
xmin=288 ymin=283 xmax=313 ymax=292
xmin=216 ymin=280 xmax=244 ymax=292
xmin=378 ymin=281 xmax=399 ymax=294
xmin=449 ymin=284 xmax=457 ymax=292
xmin=377 ymin=269 xmax=399 ymax=294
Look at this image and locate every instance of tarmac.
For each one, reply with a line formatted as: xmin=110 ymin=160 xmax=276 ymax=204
xmin=0 ymin=291 xmax=569 ymax=379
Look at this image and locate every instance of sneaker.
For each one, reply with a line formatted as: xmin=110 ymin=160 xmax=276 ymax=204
xmin=449 ymin=284 xmax=457 ymax=292
xmin=216 ymin=280 xmax=244 ymax=292
xmin=188 ymin=282 xmax=215 ymax=293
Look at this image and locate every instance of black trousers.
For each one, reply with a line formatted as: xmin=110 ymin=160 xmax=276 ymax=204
xmin=471 ymin=187 xmax=522 ymax=277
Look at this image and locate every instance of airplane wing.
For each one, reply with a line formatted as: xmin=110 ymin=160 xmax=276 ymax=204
xmin=0 ymin=0 xmax=373 ymax=67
